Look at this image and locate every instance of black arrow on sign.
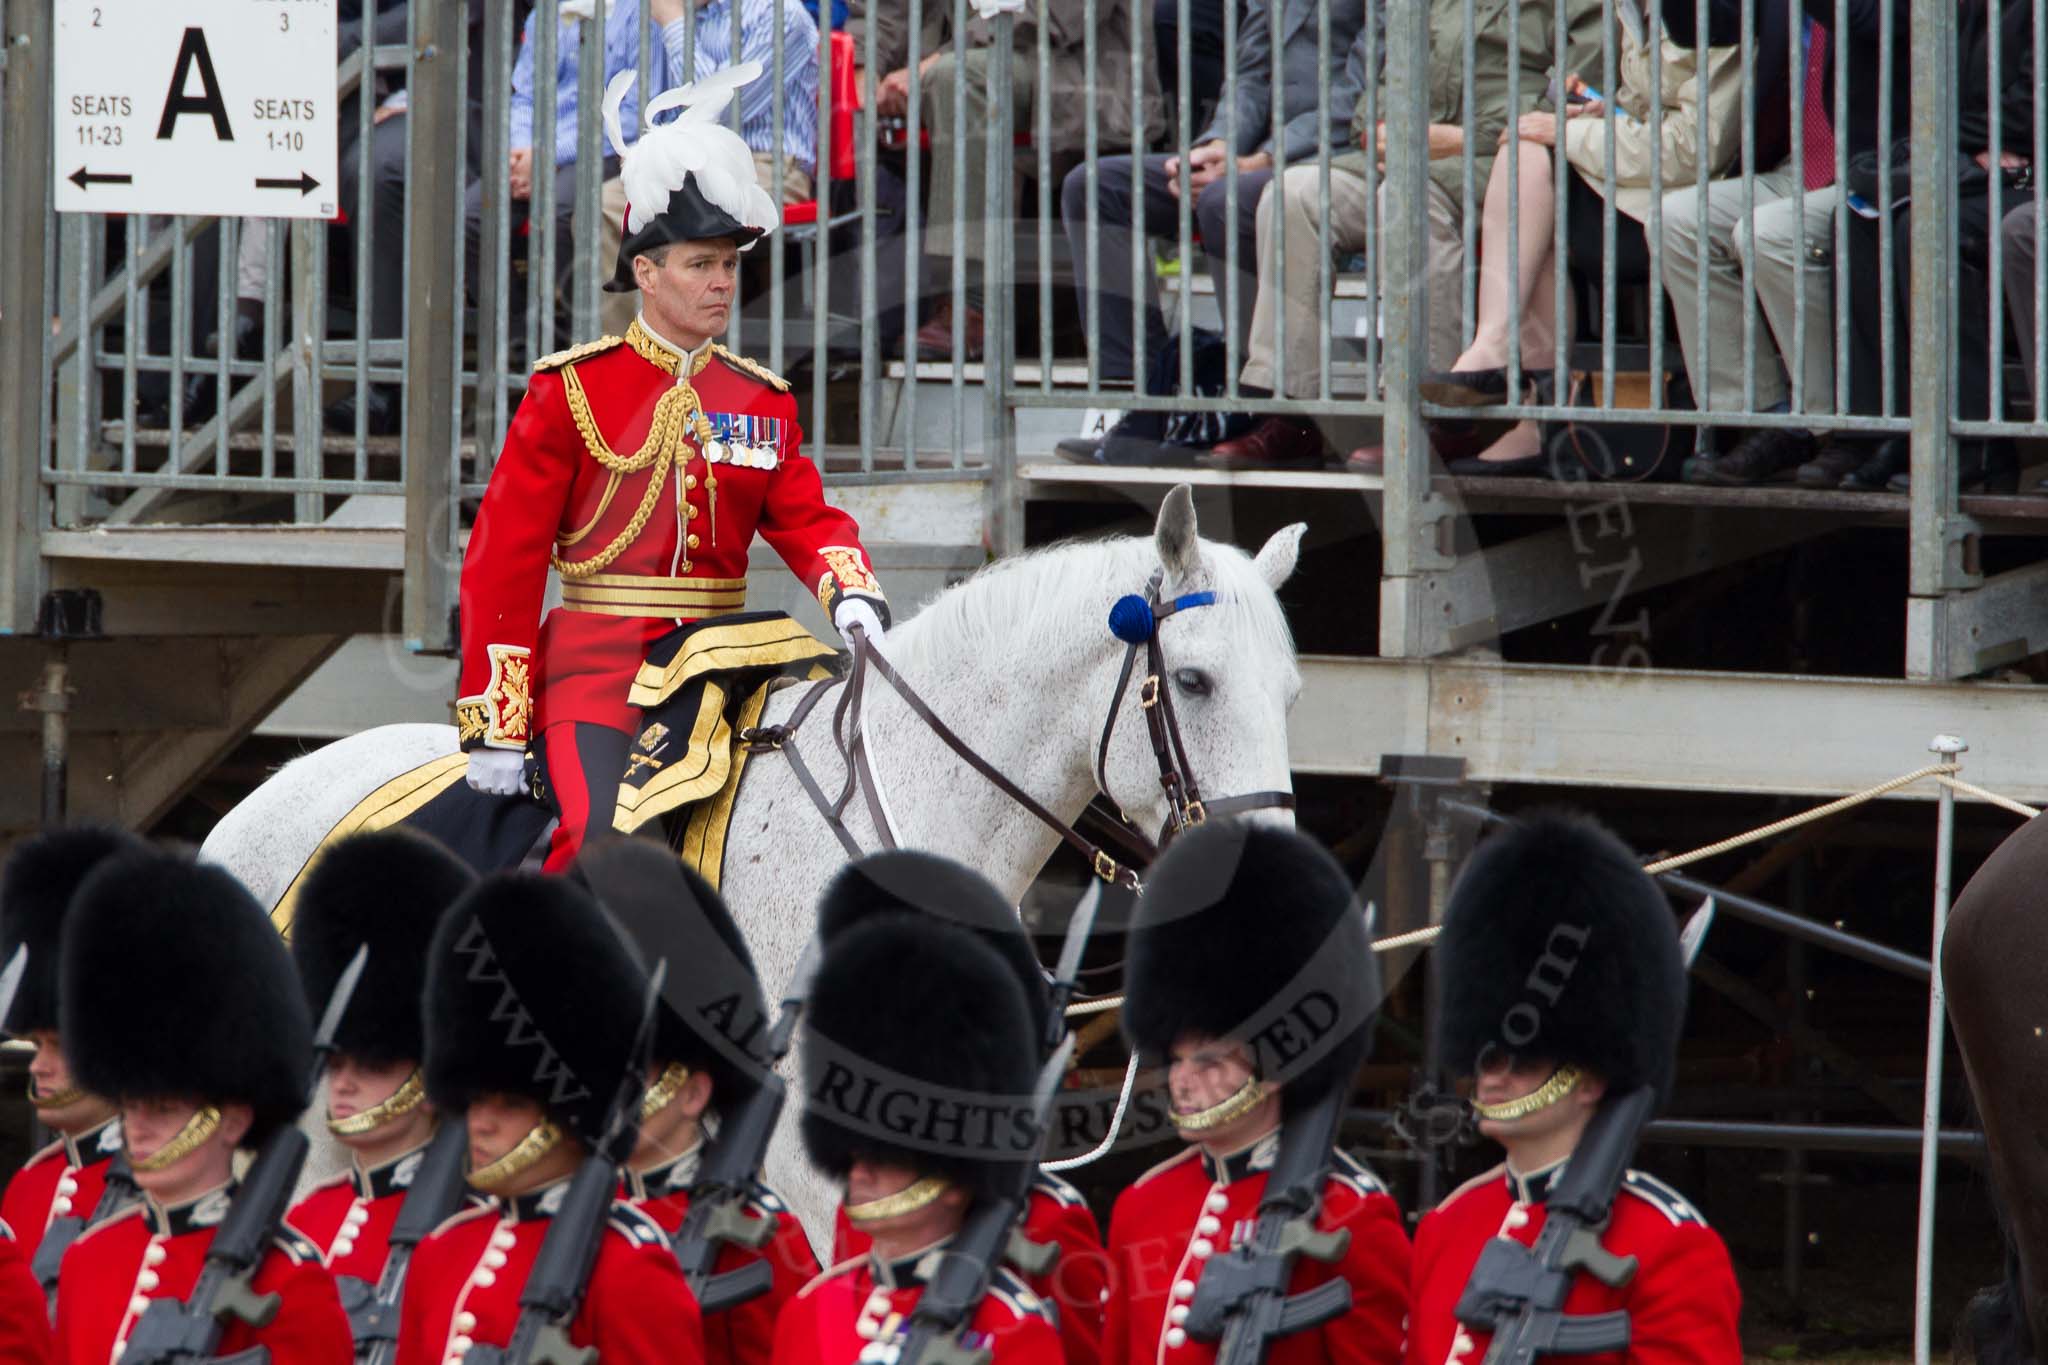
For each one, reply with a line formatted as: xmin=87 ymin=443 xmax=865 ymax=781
xmin=254 ymin=171 xmax=321 ymax=196
xmin=68 ymin=167 xmax=133 ymax=190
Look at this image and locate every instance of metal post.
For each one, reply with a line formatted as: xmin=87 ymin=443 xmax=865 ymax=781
xmin=985 ymin=17 xmax=1021 ymax=557
xmin=0 ymin=0 xmax=54 ymax=633
xmin=571 ymin=4 xmax=604 ymax=343
xmin=404 ymin=0 xmax=465 ymax=654
xmin=34 ymin=651 xmax=69 ymax=827
xmin=1378 ymin=0 xmax=1451 ymax=656
xmin=1417 ymin=800 xmax=1454 ymax=1213
xmin=1913 ymin=733 xmax=1966 ymax=1365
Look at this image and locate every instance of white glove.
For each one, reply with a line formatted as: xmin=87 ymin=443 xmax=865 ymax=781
xmin=833 ymin=598 xmax=888 ymax=649
xmin=465 ymin=748 xmax=526 ymax=797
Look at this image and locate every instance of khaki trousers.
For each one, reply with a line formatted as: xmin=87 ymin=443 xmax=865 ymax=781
xmin=598 ymin=152 xmax=817 ymax=337
xmin=1240 ymin=164 xmax=1465 ymax=396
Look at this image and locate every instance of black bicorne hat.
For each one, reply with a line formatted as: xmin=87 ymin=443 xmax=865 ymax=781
xmin=1435 ymin=809 xmax=1687 ymax=1101
xmin=0 ymin=825 xmax=149 ymax=1036
xmin=423 ymin=871 xmax=649 ymax=1143
xmin=1123 ymin=822 xmax=1381 ymax=1114
xmin=574 ymin=837 xmax=768 ymax=1103
xmin=800 ymin=912 xmax=1039 ymax=1198
xmin=608 ymin=176 xmax=768 ymax=292
xmin=61 ymin=847 xmax=313 ymax=1147
xmin=292 ymin=828 xmax=477 ymax=1068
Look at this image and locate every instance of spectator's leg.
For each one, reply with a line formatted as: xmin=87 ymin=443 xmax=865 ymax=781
xmin=2001 ymin=200 xmax=2040 ymax=414
xmin=1744 ymin=182 xmax=1837 ymax=416
xmin=1242 ymin=164 xmax=1372 ymax=398
xmin=1060 ymin=153 xmax=1177 ymax=382
xmin=1449 ymin=139 xmax=1557 ymax=373
xmin=753 ymin=150 xmax=816 ymax=205
xmin=1662 ymin=174 xmax=1785 ymax=412
xmin=599 ymin=176 xmax=635 ymax=340
xmin=1952 ymin=187 xmax=1996 ymax=421
xmin=1721 ymin=168 xmax=1801 ymax=413
xmin=357 ymin=114 xmax=412 ymax=342
xmin=922 ymin=47 xmax=1031 ymax=272
xmin=1421 ymin=181 xmax=1464 ymax=373
xmin=1194 ymin=166 xmax=1275 ymax=364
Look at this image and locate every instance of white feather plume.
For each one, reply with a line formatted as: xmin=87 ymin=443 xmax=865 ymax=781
xmin=606 ymin=62 xmax=779 ymax=250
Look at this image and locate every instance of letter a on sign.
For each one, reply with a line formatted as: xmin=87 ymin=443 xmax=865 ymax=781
xmin=155 ymin=27 xmax=234 ymax=141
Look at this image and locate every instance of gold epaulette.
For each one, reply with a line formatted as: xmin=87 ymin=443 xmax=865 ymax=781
xmin=710 ymin=343 xmax=790 ymax=392
xmin=533 ymin=335 xmax=625 ymax=373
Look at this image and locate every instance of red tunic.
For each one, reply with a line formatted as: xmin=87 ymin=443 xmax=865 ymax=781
xmin=2 ymin=1118 xmax=122 ymax=1267
xmin=626 ymin=1151 xmax=821 ymax=1365
xmin=835 ymin=1171 xmax=1111 ymax=1365
xmin=457 ymin=322 xmax=885 ymax=752
xmin=1101 ymin=1140 xmax=1410 ymax=1365
xmin=771 ymin=1245 xmax=1066 ymax=1365
xmin=287 ymin=1137 xmax=449 ymax=1292
xmin=51 ymin=1186 xmax=352 ymax=1365
xmin=0 ymin=1219 xmax=54 ymax=1365
xmin=1405 ymin=1162 xmax=1744 ymax=1365
xmin=395 ymin=1181 xmax=704 ymax=1365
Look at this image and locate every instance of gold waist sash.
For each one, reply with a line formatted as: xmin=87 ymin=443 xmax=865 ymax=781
xmin=559 ymin=572 xmax=748 ymax=619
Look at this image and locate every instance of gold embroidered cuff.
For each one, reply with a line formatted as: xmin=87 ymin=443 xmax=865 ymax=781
xmin=459 ymin=644 xmax=532 ymax=750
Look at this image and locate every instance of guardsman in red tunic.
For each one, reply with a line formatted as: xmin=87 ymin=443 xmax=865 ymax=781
xmin=397 ymin=871 xmax=704 ymax=1365
xmin=572 ymin=840 xmax=820 ymax=1365
xmin=0 ymin=1221 xmax=53 ymax=1365
xmin=284 ymin=830 xmax=478 ymax=1329
xmin=774 ymin=885 xmax=1064 ymax=1365
xmin=817 ymin=851 xmax=1113 ymax=1365
xmin=457 ymin=65 xmax=888 ymax=873
xmin=1105 ymin=824 xmax=1410 ymax=1365
xmin=1407 ymin=811 xmax=1743 ymax=1365
xmin=0 ymin=828 xmax=148 ymax=1279
xmin=49 ymin=847 xmax=353 ymax=1364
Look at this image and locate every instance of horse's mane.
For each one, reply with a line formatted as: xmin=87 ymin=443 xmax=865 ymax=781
xmin=887 ymin=534 xmax=1298 ymax=685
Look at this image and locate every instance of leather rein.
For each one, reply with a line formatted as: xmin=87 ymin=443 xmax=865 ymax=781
xmin=737 ymin=572 xmax=1294 ymax=889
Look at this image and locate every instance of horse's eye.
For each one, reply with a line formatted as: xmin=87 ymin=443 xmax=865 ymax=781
xmin=1173 ymin=668 xmax=1212 ymax=699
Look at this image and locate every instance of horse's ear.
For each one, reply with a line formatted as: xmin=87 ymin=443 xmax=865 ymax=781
xmin=1253 ymin=523 xmax=1305 ymax=591
xmin=1155 ymin=485 xmax=1202 ymax=581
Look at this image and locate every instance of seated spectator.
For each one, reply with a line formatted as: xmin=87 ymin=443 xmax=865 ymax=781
xmin=1659 ymin=0 xmax=1912 ymax=487
xmin=906 ymin=0 xmax=1162 ymax=362
xmin=1205 ymin=0 xmax=1603 ymax=470
xmin=1839 ymin=0 xmax=2031 ymax=492
xmin=1056 ymin=0 xmax=1370 ymax=466
xmin=1421 ymin=0 xmax=1744 ymax=475
xmin=597 ymin=0 xmax=820 ymax=338
xmin=2002 ymin=199 xmax=2041 ymax=421
xmin=1155 ymin=0 xmax=1236 ymax=133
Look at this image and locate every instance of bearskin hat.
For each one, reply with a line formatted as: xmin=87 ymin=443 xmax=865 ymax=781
xmin=801 ymin=912 xmax=1039 ymax=1198
xmin=292 ymin=828 xmax=476 ymax=1068
xmin=818 ymin=851 xmax=1051 ymax=1038
xmin=0 ymin=825 xmax=148 ymax=1036
xmin=424 ymin=871 xmax=649 ymax=1144
xmin=1436 ymin=809 xmax=1687 ymax=1101
xmin=60 ymin=847 xmax=312 ymax=1147
xmin=574 ymin=838 xmax=767 ymax=1104
xmin=1123 ymin=822 xmax=1380 ymax=1114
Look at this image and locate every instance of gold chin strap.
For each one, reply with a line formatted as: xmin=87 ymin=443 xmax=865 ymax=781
xmin=1471 ymin=1065 xmax=1583 ymax=1123
xmin=844 ymin=1175 xmax=950 ymax=1227
xmin=639 ymin=1063 xmax=692 ymax=1123
xmin=131 ymin=1106 xmax=224 ymax=1173
xmin=327 ymin=1069 xmax=427 ymax=1138
xmin=1170 ymin=1076 xmax=1270 ymax=1133
xmin=28 ymin=1079 xmax=85 ymax=1109
xmin=468 ymin=1118 xmax=563 ymax=1193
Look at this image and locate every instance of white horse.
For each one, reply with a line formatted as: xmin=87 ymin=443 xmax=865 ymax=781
xmin=202 ymin=488 xmax=1305 ymax=1246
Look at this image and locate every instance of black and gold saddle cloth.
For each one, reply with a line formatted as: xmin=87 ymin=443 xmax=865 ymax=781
xmin=269 ymin=613 xmax=839 ymax=933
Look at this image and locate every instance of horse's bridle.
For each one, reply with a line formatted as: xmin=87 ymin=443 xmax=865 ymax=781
xmin=1093 ymin=570 xmax=1297 ymax=855
xmin=739 ymin=570 xmax=1295 ymax=889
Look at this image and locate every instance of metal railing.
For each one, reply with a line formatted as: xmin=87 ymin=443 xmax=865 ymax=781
xmin=0 ymin=0 xmax=2040 ymax=656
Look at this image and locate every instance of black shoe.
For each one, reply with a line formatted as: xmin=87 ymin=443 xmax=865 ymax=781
xmin=1795 ymin=444 xmax=1869 ymax=489
xmin=324 ymin=383 xmax=402 ymax=436
xmin=1055 ymin=410 xmax=1193 ymax=467
xmin=179 ymin=373 xmax=218 ymax=427
xmin=1885 ymin=439 xmax=2019 ymax=494
xmin=1840 ymin=437 xmax=1910 ymax=491
xmin=1682 ymin=427 xmax=1817 ymax=486
xmin=1420 ymin=367 xmax=1552 ymax=408
xmin=1446 ymin=450 xmax=1552 ymax=477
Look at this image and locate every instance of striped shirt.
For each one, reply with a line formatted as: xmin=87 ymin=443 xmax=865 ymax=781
xmin=509 ymin=2 xmax=819 ymax=175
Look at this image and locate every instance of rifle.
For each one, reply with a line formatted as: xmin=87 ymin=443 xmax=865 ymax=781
xmin=467 ymin=960 xmax=667 ymax=1365
xmin=882 ymin=881 xmax=1103 ymax=1365
xmin=1179 ymin=1083 xmax=1357 ymax=1365
xmin=1449 ymin=899 xmax=1717 ymax=1365
xmin=342 ymin=1119 xmax=471 ymax=1365
xmin=667 ymin=936 xmax=820 ymax=1316
xmin=122 ymin=944 xmax=369 ymax=1365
